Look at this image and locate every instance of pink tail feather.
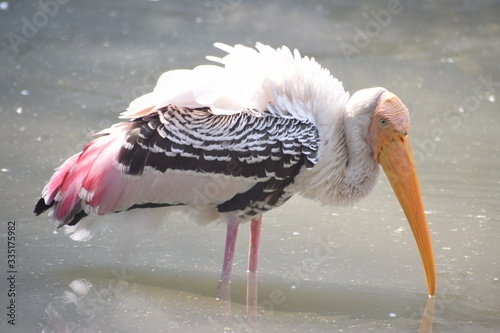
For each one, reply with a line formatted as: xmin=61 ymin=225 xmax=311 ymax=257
xmin=35 ymin=131 xmax=125 ymax=227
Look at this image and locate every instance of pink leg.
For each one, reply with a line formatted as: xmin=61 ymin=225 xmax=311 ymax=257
xmin=219 ymin=219 xmax=239 ymax=303
xmin=247 ymin=215 xmax=262 ymax=325
xmin=248 ymin=215 xmax=262 ymax=273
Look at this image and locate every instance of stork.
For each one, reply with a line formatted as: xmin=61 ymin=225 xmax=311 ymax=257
xmin=34 ymin=43 xmax=436 ymax=310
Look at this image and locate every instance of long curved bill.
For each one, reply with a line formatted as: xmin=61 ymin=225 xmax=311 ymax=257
xmin=379 ymin=136 xmax=436 ymax=296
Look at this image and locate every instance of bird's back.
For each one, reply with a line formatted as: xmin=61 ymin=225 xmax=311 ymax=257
xmin=35 ymin=42 xmax=348 ymax=240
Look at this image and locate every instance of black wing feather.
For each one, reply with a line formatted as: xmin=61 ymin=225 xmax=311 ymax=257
xmin=116 ymin=105 xmax=320 ymax=216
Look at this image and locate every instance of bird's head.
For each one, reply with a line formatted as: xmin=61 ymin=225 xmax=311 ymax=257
xmin=351 ymin=88 xmax=436 ymax=297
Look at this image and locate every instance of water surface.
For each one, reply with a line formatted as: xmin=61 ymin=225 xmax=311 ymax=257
xmin=1 ymin=1 xmax=499 ymax=332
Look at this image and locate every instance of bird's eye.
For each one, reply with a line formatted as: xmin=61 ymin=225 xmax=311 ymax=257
xmin=379 ymin=118 xmax=388 ymax=126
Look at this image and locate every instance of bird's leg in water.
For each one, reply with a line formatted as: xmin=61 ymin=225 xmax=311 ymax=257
xmin=247 ymin=215 xmax=262 ymax=325
xmin=219 ymin=218 xmax=239 ymax=304
xmin=248 ymin=215 xmax=262 ymax=273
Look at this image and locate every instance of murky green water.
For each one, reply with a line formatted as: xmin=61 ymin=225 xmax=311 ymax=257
xmin=1 ymin=1 xmax=499 ymax=332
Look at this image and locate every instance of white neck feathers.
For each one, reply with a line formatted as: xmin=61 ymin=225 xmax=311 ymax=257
xmin=292 ymin=88 xmax=386 ymax=206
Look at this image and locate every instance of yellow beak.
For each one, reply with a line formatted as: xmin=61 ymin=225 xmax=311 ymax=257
xmin=379 ymin=136 xmax=436 ymax=296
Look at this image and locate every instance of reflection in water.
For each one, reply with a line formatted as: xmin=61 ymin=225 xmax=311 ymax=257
xmin=44 ymin=279 xmax=96 ymax=333
xmin=2 ymin=0 xmax=499 ymax=332
xmin=246 ymin=271 xmax=260 ymax=327
xmin=418 ymin=297 xmax=435 ymax=333
xmin=43 ymin=275 xmax=183 ymax=333
xmin=42 ymin=272 xmax=436 ymax=332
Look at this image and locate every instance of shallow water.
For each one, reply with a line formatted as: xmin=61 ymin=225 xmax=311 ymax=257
xmin=1 ymin=0 xmax=500 ymax=332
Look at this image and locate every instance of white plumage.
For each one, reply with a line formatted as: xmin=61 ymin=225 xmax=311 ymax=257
xmin=35 ymin=42 xmax=436 ymax=300
xmin=37 ymin=43 xmax=368 ymax=234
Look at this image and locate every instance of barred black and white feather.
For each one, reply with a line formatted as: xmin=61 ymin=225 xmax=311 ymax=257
xmin=117 ymin=105 xmax=319 ymax=178
xmin=35 ymin=42 xmax=384 ymax=241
